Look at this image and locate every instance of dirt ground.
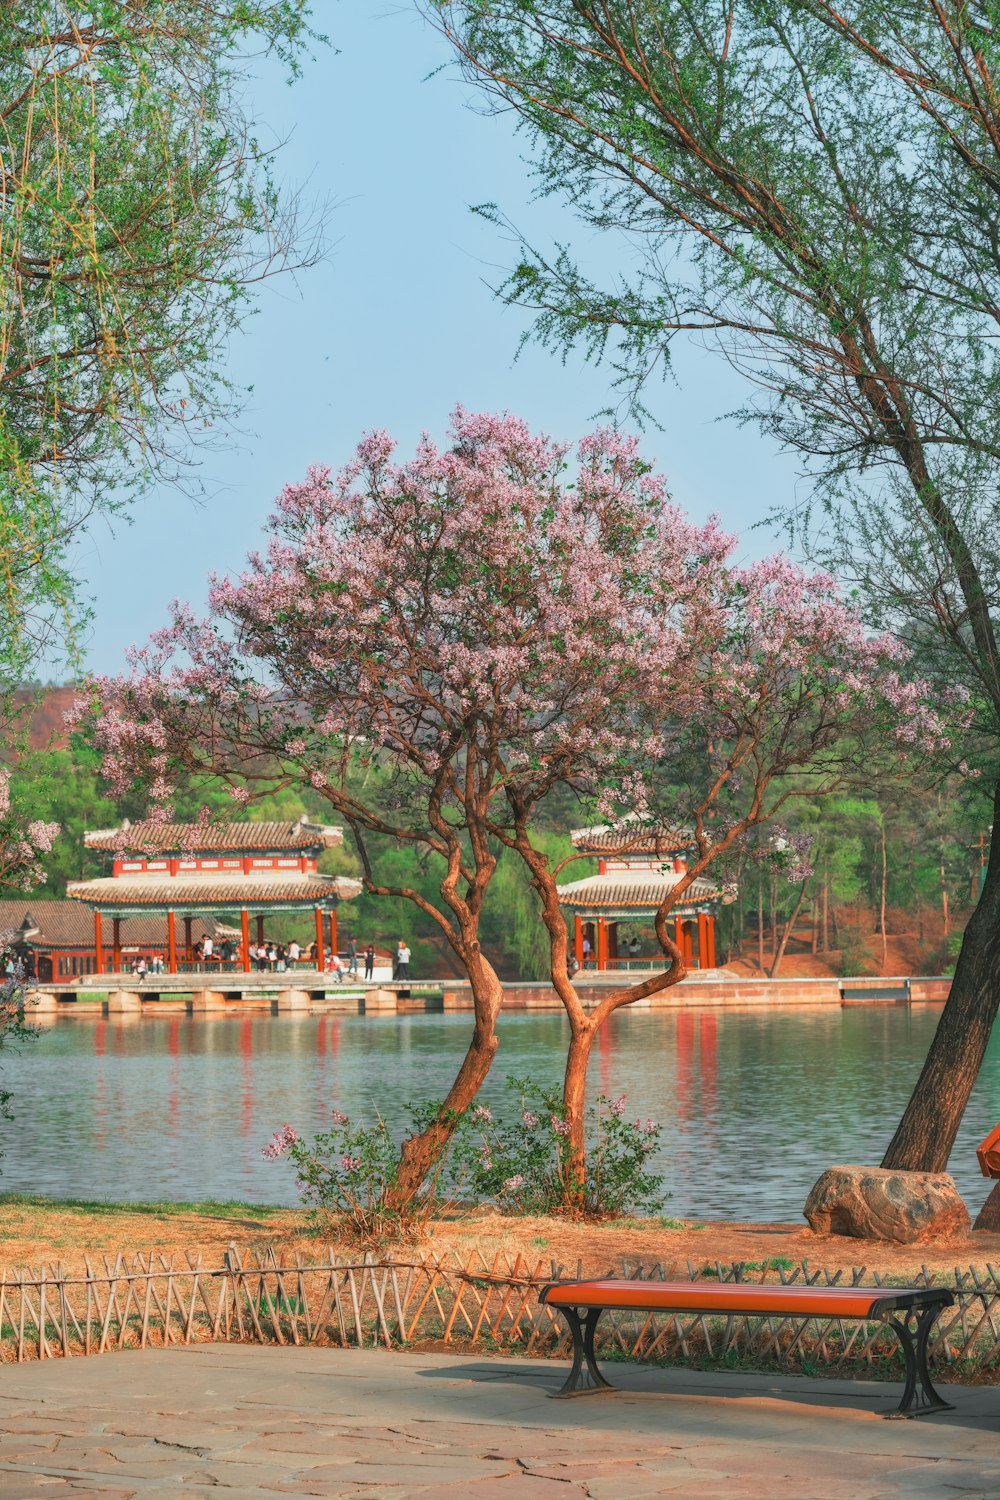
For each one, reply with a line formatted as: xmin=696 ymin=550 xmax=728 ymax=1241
xmin=3 ymin=1197 xmax=998 ymax=1280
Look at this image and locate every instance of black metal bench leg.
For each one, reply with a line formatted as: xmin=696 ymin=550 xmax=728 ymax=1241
xmin=885 ymin=1307 xmax=953 ymax=1419
xmin=550 ymin=1307 xmax=617 ymax=1398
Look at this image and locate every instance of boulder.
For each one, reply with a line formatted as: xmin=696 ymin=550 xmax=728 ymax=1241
xmin=974 ymin=1180 xmax=1000 ymax=1232
xmin=804 ymin=1165 xmax=970 ymax=1244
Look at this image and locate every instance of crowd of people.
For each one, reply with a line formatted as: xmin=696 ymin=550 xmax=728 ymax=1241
xmin=118 ymin=935 xmax=404 ymax=982
xmin=2 ymin=936 xmax=414 ymax=984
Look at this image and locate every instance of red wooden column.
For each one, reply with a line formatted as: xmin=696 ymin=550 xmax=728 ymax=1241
xmin=167 ymin=911 xmax=178 ymax=974
xmin=697 ymin=912 xmax=709 ymax=971
xmin=240 ymin=909 xmax=250 ymax=972
xmin=574 ymin=914 xmax=584 ymax=970
xmin=94 ymin=911 xmax=104 ymax=975
xmin=597 ymin=915 xmax=608 ymax=971
xmin=183 ymin=916 xmax=193 ymax=964
xmin=706 ymin=914 xmax=717 ymax=969
xmin=112 ymin=917 xmax=121 ymax=974
xmin=314 ymin=908 xmax=325 ymax=972
xmin=329 ymin=908 xmax=338 ymax=963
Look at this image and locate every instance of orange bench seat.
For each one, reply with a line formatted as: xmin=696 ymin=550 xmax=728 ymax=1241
xmin=538 ymin=1277 xmax=954 ymax=1418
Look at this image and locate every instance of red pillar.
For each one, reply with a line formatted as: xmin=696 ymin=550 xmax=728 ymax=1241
xmin=574 ymin=914 xmax=584 ymax=970
xmin=685 ymin=922 xmax=695 ymax=964
xmin=167 ymin=911 xmax=178 ymax=975
xmin=706 ymin=914 xmax=717 ymax=970
xmin=94 ymin=910 xmax=104 ymax=975
xmin=697 ymin=912 xmax=709 ymax=972
xmin=183 ymin=916 xmax=193 ymax=964
xmin=329 ymin=908 xmax=338 ymax=963
xmin=597 ymin=915 xmax=608 ymax=971
xmin=314 ymin=908 xmax=325 ymax=972
xmin=112 ymin=917 xmax=121 ymax=974
xmin=240 ymin=909 xmax=250 ymax=972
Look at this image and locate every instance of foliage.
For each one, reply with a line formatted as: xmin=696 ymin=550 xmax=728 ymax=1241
xmin=0 ymin=2 xmax=325 ymax=676
xmin=261 ymin=1104 xmax=452 ymax=1243
xmin=836 ymin=926 xmax=877 ymax=979
xmin=452 ymin=1078 xmax=666 ymax=1219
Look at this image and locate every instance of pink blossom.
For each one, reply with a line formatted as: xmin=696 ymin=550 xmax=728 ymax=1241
xmin=261 ymin=1124 xmax=298 ymax=1160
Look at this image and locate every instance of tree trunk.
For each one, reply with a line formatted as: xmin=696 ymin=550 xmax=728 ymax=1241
xmin=881 ymin=783 xmax=1000 ymax=1172
xmin=811 ymin=897 xmax=819 ymax=954
xmin=822 ymin=881 xmax=829 ymax=952
xmin=940 ymin=865 xmax=950 ymax=938
xmin=770 ymin=871 xmax=778 ymax=961
xmin=757 ymin=872 xmax=765 ymax=973
xmin=881 ymin=822 xmax=887 ymax=972
xmin=562 ymin=1017 xmax=597 ymax=1206
xmin=388 ymin=961 xmax=503 ymax=1205
xmin=769 ymin=877 xmax=810 ymax=978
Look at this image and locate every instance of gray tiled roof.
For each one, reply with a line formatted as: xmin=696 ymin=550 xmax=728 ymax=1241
xmin=84 ymin=820 xmax=343 ymax=853
xmin=66 ymin=872 xmax=361 ymax=909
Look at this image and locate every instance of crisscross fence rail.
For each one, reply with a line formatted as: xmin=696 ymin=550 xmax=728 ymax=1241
xmin=2 ymin=1247 xmax=1000 ymax=1379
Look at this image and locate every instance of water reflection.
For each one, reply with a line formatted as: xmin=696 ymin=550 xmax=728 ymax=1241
xmin=2 ymin=1007 xmax=1000 ymax=1221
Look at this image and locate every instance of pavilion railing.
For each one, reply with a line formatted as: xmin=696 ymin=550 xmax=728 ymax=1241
xmin=2 ymin=1248 xmax=1000 ymax=1379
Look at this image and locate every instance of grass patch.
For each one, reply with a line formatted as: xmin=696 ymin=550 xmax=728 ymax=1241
xmin=605 ymin=1216 xmax=702 ymax=1232
xmin=0 ymin=1193 xmax=283 ymax=1220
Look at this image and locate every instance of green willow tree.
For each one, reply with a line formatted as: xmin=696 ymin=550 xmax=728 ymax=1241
xmin=0 ymin=2 xmax=326 ymax=676
xmin=431 ymin=0 xmax=1000 ymax=1173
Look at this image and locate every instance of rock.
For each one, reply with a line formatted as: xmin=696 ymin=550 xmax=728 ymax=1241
xmin=974 ymin=1180 xmax=1000 ymax=1232
xmin=804 ymin=1165 xmax=970 ymax=1244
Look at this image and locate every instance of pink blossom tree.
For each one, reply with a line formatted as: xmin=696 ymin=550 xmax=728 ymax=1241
xmin=497 ymin=553 xmax=957 ymax=1199
xmin=84 ymin=408 xmax=952 ymax=1207
xmin=0 ymin=769 xmax=59 ymax=894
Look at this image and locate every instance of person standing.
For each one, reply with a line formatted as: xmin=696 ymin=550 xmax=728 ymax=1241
xmin=364 ymin=943 xmax=375 ymax=981
xmin=347 ymin=936 xmax=358 ymax=977
xmin=202 ymin=934 xmax=214 ymax=966
xmin=288 ymin=939 xmax=300 ymax=966
xmin=396 ymin=940 xmax=411 ymax=981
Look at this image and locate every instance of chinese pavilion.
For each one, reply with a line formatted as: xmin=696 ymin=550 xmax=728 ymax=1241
xmin=67 ymin=818 xmax=361 ymax=975
xmin=556 ymin=822 xmax=731 ymax=972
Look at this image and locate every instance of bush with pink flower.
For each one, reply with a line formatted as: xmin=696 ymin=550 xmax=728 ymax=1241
xmin=452 ymin=1077 xmax=665 ymax=1218
xmin=261 ymin=1100 xmax=456 ymax=1242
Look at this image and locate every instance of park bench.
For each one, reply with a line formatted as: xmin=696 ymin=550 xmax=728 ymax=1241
xmin=538 ymin=1279 xmax=954 ymax=1418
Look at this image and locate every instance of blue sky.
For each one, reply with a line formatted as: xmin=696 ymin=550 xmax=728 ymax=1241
xmin=77 ymin=3 xmax=802 ymax=675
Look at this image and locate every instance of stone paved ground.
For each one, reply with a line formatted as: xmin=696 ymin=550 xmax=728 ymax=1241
xmin=0 ymin=1347 xmax=997 ymax=1498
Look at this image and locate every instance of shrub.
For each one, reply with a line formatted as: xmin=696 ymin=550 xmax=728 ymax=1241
xmin=261 ymin=1103 xmax=451 ymax=1244
xmin=451 ymin=1077 xmax=666 ymax=1219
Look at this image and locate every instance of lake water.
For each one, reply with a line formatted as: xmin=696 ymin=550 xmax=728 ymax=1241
xmin=3 ymin=1007 xmax=1000 ymax=1221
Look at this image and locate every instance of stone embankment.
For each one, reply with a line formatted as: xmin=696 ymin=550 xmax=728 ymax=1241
xmin=25 ymin=973 xmax=951 ymax=1016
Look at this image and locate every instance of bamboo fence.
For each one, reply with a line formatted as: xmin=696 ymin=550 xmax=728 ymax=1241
xmin=2 ymin=1247 xmax=1000 ymax=1379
